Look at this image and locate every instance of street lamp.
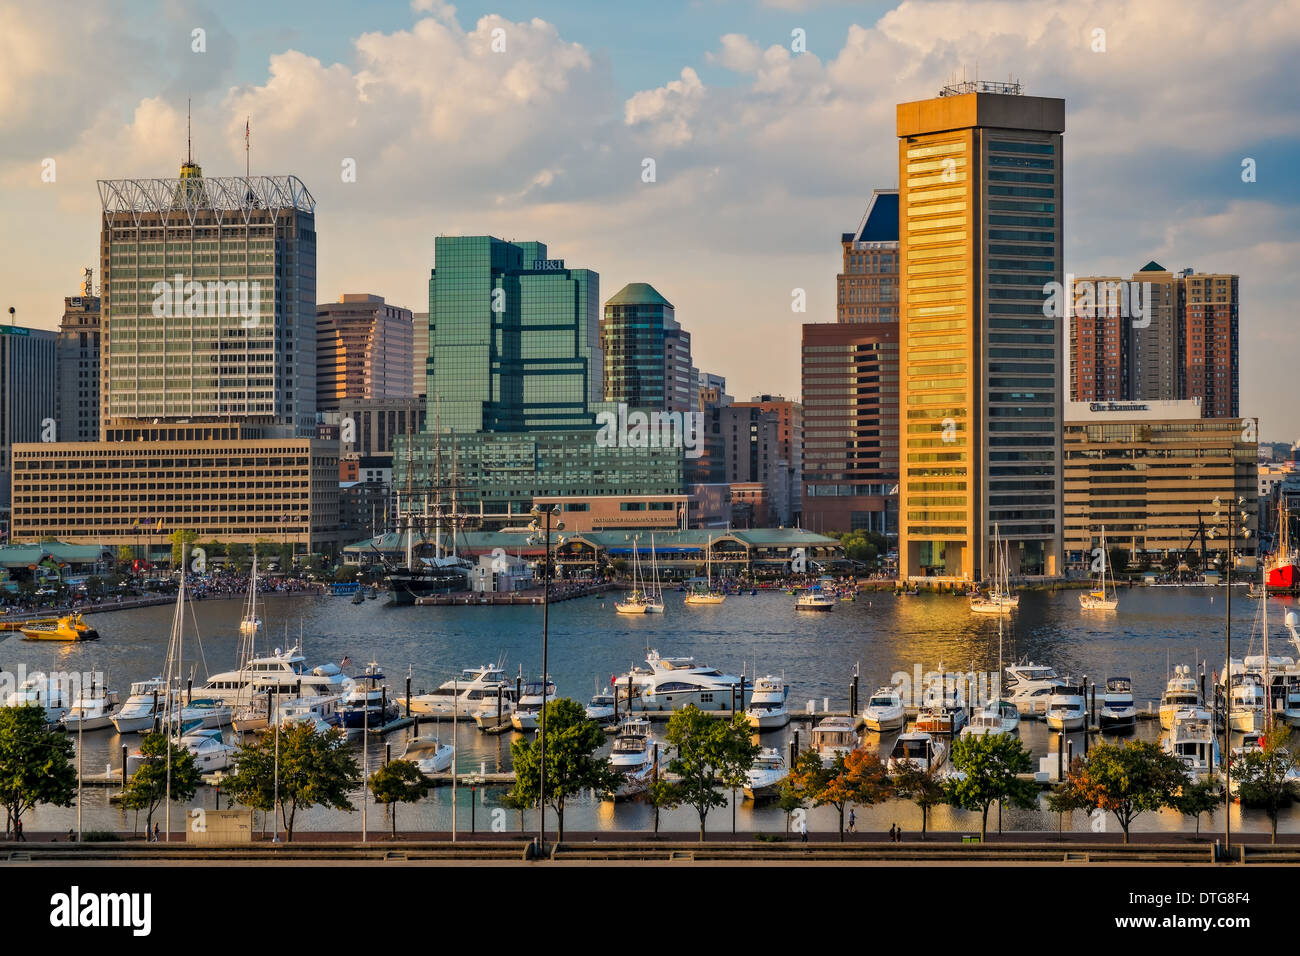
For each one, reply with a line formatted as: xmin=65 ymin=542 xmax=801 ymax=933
xmin=466 ymin=772 xmax=483 ymax=835
xmin=527 ymin=504 xmax=564 ymax=856
xmin=1207 ymin=494 xmax=1250 ymax=859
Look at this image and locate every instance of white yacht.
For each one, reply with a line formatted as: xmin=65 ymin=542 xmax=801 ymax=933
xmin=744 ymin=675 xmax=790 ymax=730
xmin=402 ymin=735 xmax=455 ymax=774
xmin=1004 ymin=661 xmax=1060 ymax=691
xmin=110 ymin=678 xmax=173 ymax=734
xmin=887 ymin=731 xmax=947 ymax=775
xmin=585 ymin=689 xmax=617 ymax=724
xmin=794 ymin=586 xmax=835 ymax=611
xmin=510 ymin=677 xmax=557 ymax=732
xmin=1226 ymin=674 xmax=1266 ymax=734
xmin=608 ymin=715 xmax=657 ymax=798
xmin=1098 ymin=677 xmax=1137 ymax=732
xmin=339 ymin=665 xmax=396 ymax=729
xmin=1159 ymin=665 xmax=1202 ymax=730
xmin=811 ymin=715 xmax=859 ymax=767
xmin=276 ymin=694 xmax=343 ymax=729
xmin=395 ymin=664 xmax=514 ymax=719
xmin=1045 ymin=687 xmax=1087 ymax=732
xmin=861 ymin=685 xmax=907 ymax=733
xmin=171 ymin=698 xmax=232 ymax=730
xmin=3 ymin=674 xmax=73 ymax=725
xmin=181 ymin=728 xmax=239 ymax=773
xmin=201 ymin=645 xmax=355 ymax=706
xmin=613 ymin=651 xmax=748 ymax=713
xmin=744 ymin=748 xmax=789 ymax=800
xmin=61 ymin=687 xmax=121 ymax=732
xmin=1164 ymin=706 xmax=1220 ymax=780
xmin=961 ymin=700 xmax=1020 ymax=737
xmin=914 ymin=683 xmax=968 ymax=735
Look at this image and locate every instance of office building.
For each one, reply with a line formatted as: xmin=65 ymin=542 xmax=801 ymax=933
xmin=601 ymin=282 xmax=697 ymax=414
xmin=412 ymin=312 xmax=429 ymax=399
xmin=97 ymin=158 xmax=317 ymax=436
xmin=1063 ymin=400 xmax=1256 ymax=567
xmin=0 ymin=324 xmax=57 ymax=509
xmin=837 ymin=189 xmax=900 ymax=323
xmin=316 ymin=293 xmax=415 ymax=412
xmin=897 ymin=83 xmax=1065 ymax=581
xmin=725 ymin=395 xmax=802 ymax=525
xmin=57 ymin=270 xmax=101 ymax=443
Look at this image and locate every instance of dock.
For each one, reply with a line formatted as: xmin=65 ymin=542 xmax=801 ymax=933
xmin=414 ymin=582 xmax=613 ymax=606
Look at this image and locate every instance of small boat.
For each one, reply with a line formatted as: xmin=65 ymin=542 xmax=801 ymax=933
xmin=1164 ymin=706 xmax=1220 ymax=780
xmin=19 ymin=613 xmax=100 ymax=642
xmin=887 ymin=731 xmax=947 ymax=775
xmin=1045 ymin=687 xmax=1087 ymax=732
xmin=1079 ymin=526 xmax=1120 ymax=611
xmin=181 ymin=727 xmax=239 ymax=772
xmin=402 ymin=734 xmax=455 ymax=774
xmin=1225 ymin=674 xmax=1266 ymax=734
xmin=861 ymin=686 xmax=906 ymax=734
xmin=970 ymin=524 xmax=1019 ymax=615
xmin=744 ymin=748 xmax=789 ymax=799
xmin=1159 ymin=665 xmax=1202 ymax=730
xmin=1098 ymin=677 xmax=1136 ymax=732
xmin=239 ymin=557 xmax=263 ymax=638
xmin=744 ymin=675 xmax=791 ymax=730
xmin=914 ymin=699 xmax=968 ymax=736
xmin=351 ymin=590 xmax=365 ymax=605
xmin=810 ymin=715 xmax=859 ymax=767
xmin=511 ymin=677 xmax=557 ymax=731
xmin=961 ymin=700 xmax=1020 ymax=737
xmin=3 ymin=674 xmax=74 ymax=725
xmin=61 ymin=687 xmax=121 ymax=732
xmin=795 ymin=586 xmax=835 ymax=612
xmin=684 ymin=535 xmax=726 ymax=605
xmin=338 ymin=663 xmax=395 ymax=729
xmin=608 ymin=715 xmax=657 ymax=798
xmin=585 ymin=688 xmax=617 ymax=724
xmin=110 ymin=678 xmax=172 ymax=734
xmin=276 ymin=694 xmax=343 ymax=729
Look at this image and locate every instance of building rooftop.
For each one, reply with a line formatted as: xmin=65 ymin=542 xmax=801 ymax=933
xmin=852 ymin=190 xmax=900 ymax=244
xmin=606 ymin=282 xmax=674 ymax=310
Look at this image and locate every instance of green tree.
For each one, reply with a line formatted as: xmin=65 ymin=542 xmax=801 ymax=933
xmin=510 ymin=697 xmax=621 ymax=843
xmin=1176 ymin=775 xmax=1223 ymax=839
xmin=788 ymin=747 xmax=891 ymax=841
xmin=1044 ymin=769 xmax=1093 ymax=839
xmin=0 ymin=705 xmax=77 ymax=836
xmin=224 ymin=723 xmax=360 ymax=841
xmin=119 ymin=732 xmax=201 ymax=836
xmin=946 ymin=732 xmax=1039 ymax=840
xmin=1161 ymin=553 xmax=1179 ymax=574
xmin=226 ymin=543 xmax=250 ymax=571
xmin=1066 ymin=740 xmax=1188 ymax=843
xmin=890 ymin=759 xmax=947 ymax=840
xmin=777 ymin=777 xmax=805 ymax=833
xmin=116 ymin=546 xmax=135 ymax=566
xmin=168 ymin=530 xmax=200 ymax=569
xmin=1107 ymin=546 xmax=1129 ymax=577
xmin=663 ymin=705 xmax=760 ymax=841
xmin=368 ymin=759 xmax=430 ymax=839
xmin=646 ymin=778 xmax=679 ymax=836
xmin=1230 ymin=727 xmax=1300 ymax=843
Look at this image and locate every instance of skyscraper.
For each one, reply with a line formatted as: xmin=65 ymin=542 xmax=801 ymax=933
xmin=0 ymin=323 xmax=57 ymax=508
xmin=316 ymin=293 xmax=414 ymax=412
xmin=57 ymin=269 xmax=101 ymax=443
xmin=837 ymin=190 xmax=900 ymax=323
xmin=425 ymin=236 xmax=600 ymax=432
xmin=97 ymin=158 xmax=317 ymax=436
xmin=1181 ymin=270 xmax=1239 ymax=418
xmin=897 ymin=83 xmax=1065 ymax=581
xmin=601 ymin=282 xmax=697 ymax=414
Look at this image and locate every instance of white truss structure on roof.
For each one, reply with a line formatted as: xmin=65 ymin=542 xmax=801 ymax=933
xmin=97 ymin=175 xmax=315 ymax=227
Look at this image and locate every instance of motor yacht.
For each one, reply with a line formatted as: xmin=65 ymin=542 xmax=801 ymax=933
xmin=394 ymin=664 xmax=514 ymax=719
xmin=961 ymin=699 xmax=1020 ymax=737
xmin=61 ymin=687 xmax=121 ymax=732
xmin=1164 ymin=706 xmax=1220 ymax=781
xmin=744 ymin=748 xmax=789 ymax=799
xmin=811 ymin=715 xmax=859 ymax=767
xmin=795 ymin=586 xmax=835 ymax=612
xmin=914 ymin=683 xmax=968 ymax=735
xmin=585 ymin=689 xmax=617 ymax=724
xmin=510 ymin=677 xmax=557 ymax=731
xmin=339 ymin=664 xmax=396 ymax=729
xmin=861 ymin=685 xmax=907 ymax=734
xmin=613 ymin=651 xmax=748 ymax=713
xmin=1226 ymin=674 xmax=1266 ymax=734
xmin=276 ymin=694 xmax=343 ymax=729
xmin=1004 ymin=661 xmax=1060 ymax=691
xmin=608 ymin=715 xmax=657 ymax=798
xmin=402 ymin=735 xmax=455 ymax=774
xmin=1098 ymin=677 xmax=1137 ymax=732
xmin=1159 ymin=665 xmax=1202 ymax=730
xmin=744 ymin=675 xmax=791 ymax=730
xmin=1045 ymin=687 xmax=1087 ymax=732
xmin=3 ymin=673 xmax=73 ymax=726
xmin=110 ymin=678 xmax=173 ymax=734
xmin=181 ymin=728 xmax=239 ymax=773
xmin=887 ymin=731 xmax=947 ymax=775
xmin=201 ymin=645 xmax=355 ymax=706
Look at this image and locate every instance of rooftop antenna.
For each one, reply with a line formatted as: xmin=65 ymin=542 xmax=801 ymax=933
xmin=187 ymin=96 xmax=192 ymax=165
xmin=245 ymin=115 xmax=250 ymax=179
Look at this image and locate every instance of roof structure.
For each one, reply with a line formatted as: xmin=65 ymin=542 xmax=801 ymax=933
xmin=0 ymin=543 xmax=113 ymax=569
xmin=852 ymin=190 xmax=900 ymax=244
xmin=605 ymin=282 xmax=675 ymax=310
xmin=98 ymin=175 xmax=315 ymax=227
xmin=345 ymin=527 xmax=841 ymax=556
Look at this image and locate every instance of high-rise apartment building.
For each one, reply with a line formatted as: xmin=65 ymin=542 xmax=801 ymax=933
xmin=722 ymin=396 xmax=803 ymax=526
xmin=97 ymin=159 xmax=317 ymax=437
xmin=424 ymin=236 xmax=600 ymax=432
xmin=316 ymin=293 xmax=415 ymax=412
xmin=57 ymin=269 xmax=101 ymax=443
xmin=838 ymin=190 xmax=900 ymax=323
xmin=1182 ymin=271 xmax=1239 ymax=418
xmin=897 ymin=84 xmax=1065 ymax=581
xmin=601 ymin=282 xmax=697 ymax=414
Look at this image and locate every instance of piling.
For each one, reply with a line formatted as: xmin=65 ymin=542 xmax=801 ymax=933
xmin=405 ymin=675 xmax=412 ymax=718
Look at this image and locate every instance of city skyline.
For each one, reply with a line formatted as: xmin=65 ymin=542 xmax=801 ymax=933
xmin=2 ymin=0 xmax=1297 ymax=444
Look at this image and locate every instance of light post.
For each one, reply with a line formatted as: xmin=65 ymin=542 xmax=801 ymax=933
xmin=1208 ymin=494 xmax=1250 ymax=860
xmin=466 ymin=772 xmax=483 ymax=835
xmin=528 ymin=504 xmax=564 ymax=856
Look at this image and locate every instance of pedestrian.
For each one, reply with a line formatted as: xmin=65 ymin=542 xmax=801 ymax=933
xmin=888 ymin=822 xmax=896 ymax=842
xmin=848 ymin=809 xmax=856 ymax=834
xmin=895 ymin=822 xmax=903 ymax=842
xmin=15 ymin=818 xmax=25 ymax=842
xmin=799 ymin=816 xmax=808 ymax=843
xmin=67 ymin=828 xmax=75 ymax=843
xmin=152 ymin=822 xmax=160 ymax=843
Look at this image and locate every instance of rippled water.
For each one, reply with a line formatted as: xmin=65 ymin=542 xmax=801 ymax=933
xmin=10 ymin=584 xmax=1296 ymax=837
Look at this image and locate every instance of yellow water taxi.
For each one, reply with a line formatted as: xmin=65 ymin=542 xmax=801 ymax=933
xmin=19 ymin=613 xmax=101 ymax=642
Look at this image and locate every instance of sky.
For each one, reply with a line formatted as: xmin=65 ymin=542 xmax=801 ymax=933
xmin=3 ymin=0 xmax=1297 ymax=439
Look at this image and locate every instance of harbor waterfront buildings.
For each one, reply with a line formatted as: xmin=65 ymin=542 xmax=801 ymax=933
xmin=897 ymin=84 xmax=1066 ymax=582
xmin=1062 ymin=400 xmax=1257 ymax=569
xmin=316 ymin=293 xmax=415 ymax=412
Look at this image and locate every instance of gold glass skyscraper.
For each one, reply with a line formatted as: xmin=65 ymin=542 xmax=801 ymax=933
xmin=897 ymin=84 xmax=1065 ymax=581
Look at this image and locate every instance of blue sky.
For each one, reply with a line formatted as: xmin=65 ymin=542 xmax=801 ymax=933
xmin=3 ymin=0 xmax=1297 ymax=440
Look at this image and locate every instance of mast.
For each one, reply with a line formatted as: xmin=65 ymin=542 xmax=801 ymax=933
xmin=404 ymin=415 xmax=415 ymax=571
xmin=450 ymin=428 xmax=458 ymax=562
xmin=1264 ymin=568 xmax=1272 ymax=730
xmin=434 ymin=394 xmax=442 ymax=561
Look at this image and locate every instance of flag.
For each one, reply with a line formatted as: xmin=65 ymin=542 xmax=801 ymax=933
xmin=131 ymin=518 xmax=139 ymax=530
xmin=610 ymin=674 xmax=617 ymax=686
xmin=156 ymin=517 xmax=163 ymax=531
xmin=341 ymin=655 xmax=352 ymax=669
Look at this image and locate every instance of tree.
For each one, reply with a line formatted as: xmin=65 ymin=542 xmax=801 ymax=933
xmin=1230 ymin=727 xmax=1300 ymax=843
xmin=646 ymin=779 xmax=679 ymax=836
xmin=119 ymin=732 xmax=200 ymax=836
xmin=226 ymin=543 xmax=250 ymax=571
xmin=0 ymin=705 xmax=77 ymax=836
xmin=789 ymin=747 xmax=891 ymax=841
xmin=663 ymin=705 xmax=760 ymax=841
xmin=890 ymin=759 xmax=947 ymax=839
xmin=1066 ymin=740 xmax=1188 ymax=843
xmin=116 ymin=545 xmax=135 ymax=566
xmin=1044 ymin=769 xmax=1093 ymax=839
xmin=510 ymin=697 xmax=621 ymax=843
xmin=1176 ymin=775 xmax=1223 ymax=839
xmin=224 ymin=723 xmax=360 ymax=841
xmin=946 ymin=732 xmax=1039 ymax=840
xmin=168 ymin=529 xmax=199 ymax=569
xmin=1107 ymin=546 xmax=1129 ymax=577
xmin=777 ymin=777 xmax=805 ymax=833
xmin=368 ymin=759 xmax=430 ymax=839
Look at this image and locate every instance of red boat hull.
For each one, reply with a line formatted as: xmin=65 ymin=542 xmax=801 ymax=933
xmin=1267 ymin=564 xmax=1298 ymax=590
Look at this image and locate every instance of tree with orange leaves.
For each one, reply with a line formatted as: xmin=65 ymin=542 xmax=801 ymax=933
xmin=789 ymin=747 xmax=891 ymax=842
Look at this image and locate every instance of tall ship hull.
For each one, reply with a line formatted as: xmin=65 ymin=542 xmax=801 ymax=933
xmin=385 ymin=565 xmax=470 ymax=604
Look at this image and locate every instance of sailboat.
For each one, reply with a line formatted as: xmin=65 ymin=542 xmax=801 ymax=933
xmin=970 ymin=524 xmax=1018 ymax=614
xmin=1079 ymin=526 xmax=1120 ymax=611
xmin=240 ymin=555 xmax=263 ymax=637
xmin=684 ymin=534 xmax=726 ymax=605
xmin=646 ymin=534 xmax=665 ymax=613
xmin=615 ymin=537 xmax=652 ymax=614
xmin=964 ymin=603 xmax=1021 ymax=735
